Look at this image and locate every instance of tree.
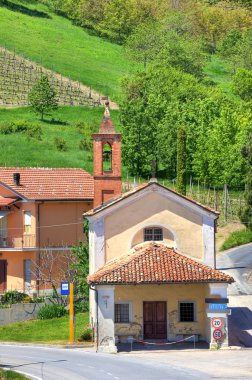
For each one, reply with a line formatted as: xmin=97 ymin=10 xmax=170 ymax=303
xmin=176 ymin=126 xmax=187 ymax=195
xmin=31 ymin=248 xmax=75 ymax=301
xmin=232 ymin=68 xmax=252 ymax=101
xmin=29 ymin=75 xmax=58 ymax=120
xmin=121 ymin=62 xmax=204 ymax=177
xmin=125 ymin=22 xmax=163 ymax=67
xmin=220 ymin=30 xmax=252 ymax=73
xmin=240 ymin=132 xmax=252 ymax=229
xmin=71 ymin=220 xmax=89 ymax=299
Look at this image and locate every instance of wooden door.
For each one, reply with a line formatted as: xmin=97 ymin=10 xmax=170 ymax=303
xmin=0 ymin=260 xmax=7 ymax=294
xmin=143 ymin=301 xmax=167 ymax=339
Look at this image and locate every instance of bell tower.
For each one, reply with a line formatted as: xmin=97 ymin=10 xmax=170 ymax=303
xmin=93 ymin=102 xmax=122 ymax=208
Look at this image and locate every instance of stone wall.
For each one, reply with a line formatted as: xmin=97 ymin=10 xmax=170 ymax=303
xmin=0 ymin=303 xmax=45 ymax=325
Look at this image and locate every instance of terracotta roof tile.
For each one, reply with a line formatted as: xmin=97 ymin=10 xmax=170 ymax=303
xmin=0 ymin=168 xmax=94 ymax=200
xmin=0 ymin=197 xmax=19 ymax=205
xmin=87 ymin=243 xmax=233 ymax=285
xmin=85 ymin=182 xmax=218 ymax=217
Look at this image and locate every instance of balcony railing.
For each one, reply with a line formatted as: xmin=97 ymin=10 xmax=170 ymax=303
xmin=0 ymin=234 xmax=36 ymax=249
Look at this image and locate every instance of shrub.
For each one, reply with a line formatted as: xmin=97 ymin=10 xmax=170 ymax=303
xmin=25 ymin=124 xmax=42 ymax=140
xmin=29 ymin=296 xmax=45 ymax=304
xmin=0 ymin=121 xmax=42 ymax=140
xmin=1 ymin=291 xmax=28 ymax=305
xmin=75 ymin=300 xmax=89 ymax=314
xmin=79 ymin=138 xmax=89 ymax=151
xmin=78 ymin=327 xmax=93 ymax=342
xmin=13 ymin=120 xmax=29 ymax=133
xmin=0 ymin=121 xmax=15 ymax=134
xmin=75 ymin=121 xmax=96 ymax=151
xmin=37 ymin=303 xmax=67 ymax=320
xmin=220 ymin=228 xmax=252 ymax=251
xmin=54 ymin=137 xmax=67 ymax=151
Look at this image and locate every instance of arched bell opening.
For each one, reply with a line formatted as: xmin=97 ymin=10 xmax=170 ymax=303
xmin=103 ymin=142 xmax=112 ymax=172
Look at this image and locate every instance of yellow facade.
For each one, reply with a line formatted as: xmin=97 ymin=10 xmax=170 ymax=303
xmin=87 ymin=183 xmax=230 ymax=351
xmin=105 ymin=192 xmax=203 ymax=262
xmin=114 ymin=284 xmax=208 ymax=341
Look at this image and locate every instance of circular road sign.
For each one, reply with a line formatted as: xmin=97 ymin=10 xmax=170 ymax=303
xmin=213 ymin=329 xmax=223 ymax=341
xmin=211 ymin=317 xmax=223 ymax=329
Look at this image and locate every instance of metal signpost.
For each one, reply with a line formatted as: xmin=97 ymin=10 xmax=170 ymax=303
xmin=60 ymin=282 xmax=74 ymax=344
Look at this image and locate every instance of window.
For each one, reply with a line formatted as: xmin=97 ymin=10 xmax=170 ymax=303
xmin=24 ymin=211 xmax=31 ymax=233
xmin=0 ymin=215 xmax=8 ymax=240
xmin=103 ymin=143 xmax=112 ymax=172
xmin=24 ymin=259 xmax=31 ymax=293
xmin=179 ymin=302 xmax=195 ymax=322
xmin=144 ymin=227 xmax=163 ymax=241
xmin=115 ymin=303 xmax=130 ymax=323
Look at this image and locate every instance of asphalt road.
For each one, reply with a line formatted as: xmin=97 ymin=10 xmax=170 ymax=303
xmin=217 ymin=243 xmax=252 ymax=347
xmin=1 ymin=345 xmax=252 ymax=380
xmin=217 ymin=243 xmax=252 ymax=295
xmin=0 ymin=345 xmax=212 ymax=380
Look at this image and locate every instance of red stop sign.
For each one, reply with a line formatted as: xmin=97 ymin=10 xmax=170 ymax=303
xmin=213 ymin=329 xmax=223 ymax=341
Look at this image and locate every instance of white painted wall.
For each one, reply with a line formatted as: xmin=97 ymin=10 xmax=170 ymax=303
xmin=97 ymin=286 xmax=117 ymax=353
xmin=203 ymin=216 xmax=215 ymax=267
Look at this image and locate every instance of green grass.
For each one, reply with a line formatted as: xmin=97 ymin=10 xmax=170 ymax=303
xmin=0 ymin=312 xmax=89 ymax=343
xmin=220 ymin=228 xmax=252 ymax=251
xmin=0 ymin=106 xmax=121 ymax=173
xmin=204 ymin=56 xmax=234 ymax=97
xmin=0 ymin=0 xmax=134 ymax=101
xmin=0 ymin=369 xmax=28 ymax=379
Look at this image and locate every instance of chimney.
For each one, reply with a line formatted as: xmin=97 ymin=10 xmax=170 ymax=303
xmin=13 ymin=172 xmax=20 ymax=186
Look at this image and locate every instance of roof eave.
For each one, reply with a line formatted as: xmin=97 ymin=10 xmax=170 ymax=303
xmin=88 ymin=279 xmax=234 ymax=286
xmin=33 ymin=197 xmax=94 ymax=202
xmin=0 ymin=181 xmax=28 ymax=201
xmin=84 ymin=182 xmax=219 ymax=219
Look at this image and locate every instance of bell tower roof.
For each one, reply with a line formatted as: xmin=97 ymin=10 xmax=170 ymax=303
xmin=99 ymin=101 xmax=115 ymax=134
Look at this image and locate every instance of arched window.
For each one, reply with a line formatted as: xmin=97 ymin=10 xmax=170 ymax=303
xmin=144 ymin=227 xmax=163 ymax=241
xmin=103 ymin=143 xmax=112 ymax=172
xmin=131 ymin=225 xmax=175 ymax=248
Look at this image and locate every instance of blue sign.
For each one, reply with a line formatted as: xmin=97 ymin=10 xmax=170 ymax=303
xmin=209 ymin=303 xmax=228 ymax=310
xmin=60 ymin=282 xmax=70 ymax=296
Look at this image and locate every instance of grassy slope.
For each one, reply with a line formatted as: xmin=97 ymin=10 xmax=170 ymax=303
xmin=0 ymin=312 xmax=89 ymax=343
xmin=204 ymin=56 xmax=234 ymax=97
xmin=220 ymin=228 xmax=252 ymax=251
xmin=0 ymin=0 xmax=133 ymax=101
xmin=0 ymin=369 xmax=28 ymax=379
xmin=0 ymin=106 xmax=120 ymax=173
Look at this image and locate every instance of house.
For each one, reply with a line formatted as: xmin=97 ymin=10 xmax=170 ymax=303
xmin=86 ymin=104 xmax=234 ymax=352
xmin=0 ymin=168 xmax=93 ymax=294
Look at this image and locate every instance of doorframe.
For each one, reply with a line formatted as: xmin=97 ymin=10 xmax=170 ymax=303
xmin=143 ymin=301 xmax=168 ymax=340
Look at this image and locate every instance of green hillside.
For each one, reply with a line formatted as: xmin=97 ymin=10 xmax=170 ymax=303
xmin=0 ymin=0 xmax=134 ymax=101
xmin=0 ymin=106 xmax=121 ymax=173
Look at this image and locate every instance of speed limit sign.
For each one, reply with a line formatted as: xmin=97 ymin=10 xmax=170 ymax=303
xmin=211 ymin=317 xmax=223 ymax=329
xmin=213 ymin=329 xmax=223 ymax=341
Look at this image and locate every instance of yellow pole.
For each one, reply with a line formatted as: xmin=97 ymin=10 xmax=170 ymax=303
xmin=69 ymin=282 xmax=74 ymax=344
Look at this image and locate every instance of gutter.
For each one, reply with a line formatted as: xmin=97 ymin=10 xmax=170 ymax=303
xmin=88 ymin=279 xmax=234 ymax=286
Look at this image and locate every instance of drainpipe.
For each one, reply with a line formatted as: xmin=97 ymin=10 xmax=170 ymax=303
xmin=90 ymin=284 xmax=98 ymax=353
